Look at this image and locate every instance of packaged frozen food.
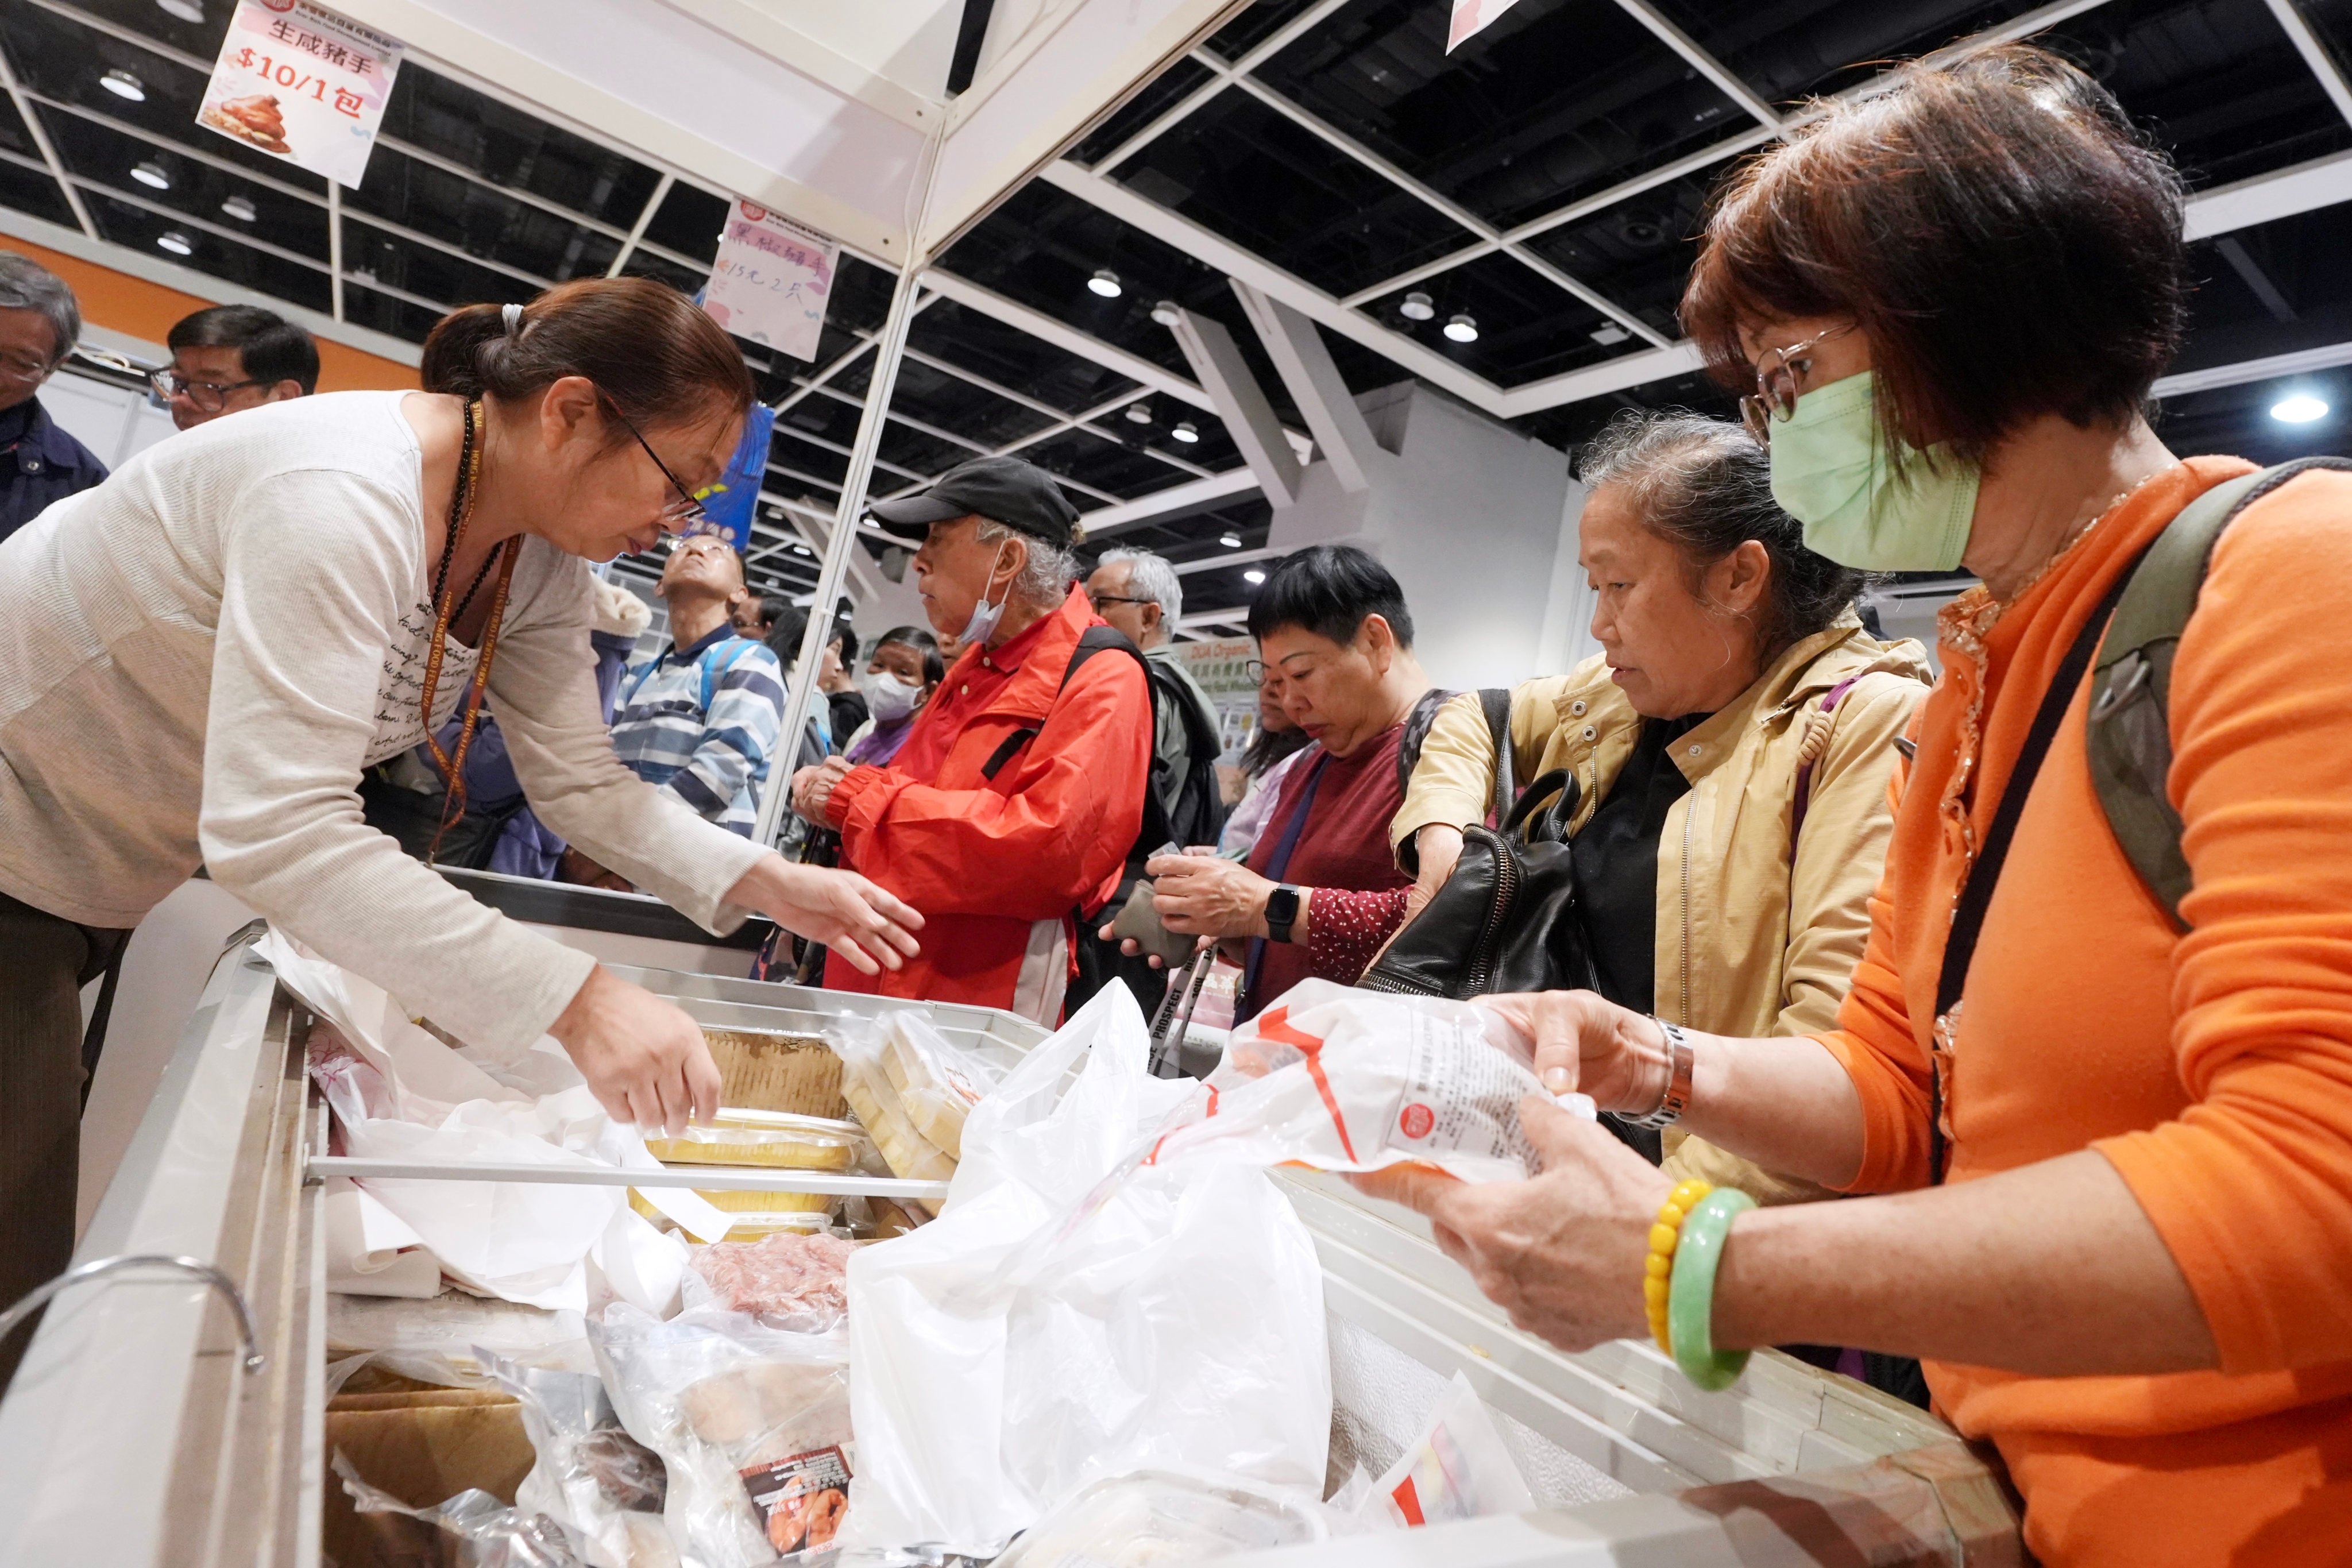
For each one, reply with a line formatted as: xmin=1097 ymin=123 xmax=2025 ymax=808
xmin=991 ymin=1470 xmax=1328 ymax=1567
xmin=640 ymin=1111 xmax=869 ymax=1172
xmin=830 ymin=1028 xmax=956 ymax=1208
xmin=876 ymin=1014 xmax=999 ymax=1161
xmin=1362 ymin=1372 xmax=1535 ymax=1529
xmin=594 ymin=1304 xmax=854 ymax=1568
xmin=700 ymin=1030 xmax=847 ymax=1119
xmin=328 ymin=1289 xmax=586 ymax=1362
xmin=688 ymin=1232 xmax=855 ymax=1326
xmin=488 ymin=1353 xmax=677 ymax=1568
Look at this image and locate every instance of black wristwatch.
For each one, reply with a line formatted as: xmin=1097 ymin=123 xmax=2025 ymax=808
xmin=1264 ymin=883 xmax=1304 ymax=944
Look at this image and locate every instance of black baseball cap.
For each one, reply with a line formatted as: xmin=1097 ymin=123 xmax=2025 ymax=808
xmin=866 ymin=455 xmax=1081 ymax=547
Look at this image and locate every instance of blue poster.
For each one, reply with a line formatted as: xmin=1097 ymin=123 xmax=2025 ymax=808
xmin=697 ymin=401 xmax=775 ymax=553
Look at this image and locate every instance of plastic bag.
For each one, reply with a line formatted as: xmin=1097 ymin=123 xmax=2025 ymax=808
xmin=593 ymin=1303 xmax=853 ymax=1568
xmin=332 ymin=1449 xmax=585 ymax=1567
xmin=486 ymin=1351 xmax=678 ymax=1568
xmin=829 ymin=1022 xmax=957 ymax=1204
xmin=990 ymin=1469 xmax=1328 ymax=1567
xmin=681 ymin=1231 xmax=857 ymax=1331
xmin=876 ymin=1011 xmax=1001 ymax=1161
xmin=842 ymin=983 xmax=1330 ymax=1558
xmin=1144 ymin=980 xmax=1593 ymax=1185
xmin=1362 ymin=1372 xmax=1535 ymax=1530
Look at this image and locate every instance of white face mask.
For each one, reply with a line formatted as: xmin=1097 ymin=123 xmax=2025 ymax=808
xmin=856 ymin=665 xmax=922 ymax=724
xmin=959 ymin=541 xmax=1014 ymax=648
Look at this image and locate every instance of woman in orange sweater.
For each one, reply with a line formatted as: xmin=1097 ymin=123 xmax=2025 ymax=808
xmin=1366 ymin=45 xmax=2352 ymax=1567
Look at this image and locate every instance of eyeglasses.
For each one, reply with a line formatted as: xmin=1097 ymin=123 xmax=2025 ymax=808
xmin=1738 ymin=323 xmax=1854 ymax=447
xmin=0 ymin=350 xmax=56 ymax=383
xmin=599 ymin=392 xmax=710 ymax=533
xmin=1087 ymin=592 xmax=1155 ymax=610
xmin=150 ymin=368 xmax=265 ymax=412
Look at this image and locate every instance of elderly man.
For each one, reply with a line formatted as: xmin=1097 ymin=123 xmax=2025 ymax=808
xmin=155 ymin=303 xmax=318 ymax=430
xmin=792 ymin=456 xmax=1152 ymax=1021
xmin=1085 ymin=547 xmax=1226 ymax=848
xmin=0 ymin=254 xmax=105 ymax=546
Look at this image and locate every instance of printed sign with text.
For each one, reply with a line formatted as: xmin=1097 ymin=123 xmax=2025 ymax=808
xmin=702 ymin=201 xmax=838 ymax=362
xmin=198 ymin=0 xmax=403 ymax=189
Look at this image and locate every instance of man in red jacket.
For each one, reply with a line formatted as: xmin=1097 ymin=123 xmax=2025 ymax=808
xmin=790 ymin=457 xmax=1152 ymax=1022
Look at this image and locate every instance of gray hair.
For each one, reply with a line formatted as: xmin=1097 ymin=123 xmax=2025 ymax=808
xmin=1098 ymin=546 xmax=1183 ymax=629
xmin=976 ymin=519 xmax=1080 ymax=610
xmin=0 ymin=253 xmax=80 ymax=365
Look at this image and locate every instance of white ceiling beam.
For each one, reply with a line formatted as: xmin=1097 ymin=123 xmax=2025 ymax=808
xmin=2151 ymin=339 xmax=2352 ymax=397
xmin=1172 ymin=544 xmax=1283 ymax=574
xmin=1493 ymin=341 xmax=1707 ymax=419
xmin=1176 ymin=609 xmax=1252 ymax=631
xmin=1231 ymin=281 xmax=1377 ymax=493
xmin=607 ymin=172 xmax=674 ymax=279
xmin=1080 ymin=467 xmax=1260 ymax=536
xmin=1610 ymin=0 xmax=1782 ymax=131
xmin=921 ymin=267 xmax=1217 ymax=413
xmin=2184 ymin=146 xmax=2352 ymax=240
xmin=1171 ymin=307 xmax=1301 ymax=506
xmin=1090 ymin=0 xmax=1358 ymax=174
xmin=2264 ymin=2 xmax=2352 ymax=129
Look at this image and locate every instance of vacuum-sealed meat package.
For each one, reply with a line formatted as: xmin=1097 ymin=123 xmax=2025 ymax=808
xmin=685 ymin=1232 xmax=856 ymax=1329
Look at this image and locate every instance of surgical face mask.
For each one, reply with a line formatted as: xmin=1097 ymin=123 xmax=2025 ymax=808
xmin=959 ymin=541 xmax=1014 ymax=647
xmin=857 ymin=665 xmax=922 ymax=724
xmin=1766 ymin=371 xmax=1979 ymax=573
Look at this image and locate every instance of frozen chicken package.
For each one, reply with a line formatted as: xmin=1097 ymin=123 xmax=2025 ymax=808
xmin=1141 ymin=979 xmax=1594 ymax=1185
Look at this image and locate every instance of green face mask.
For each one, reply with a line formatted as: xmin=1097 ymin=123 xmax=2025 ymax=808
xmin=1766 ymin=371 xmax=1979 ymax=573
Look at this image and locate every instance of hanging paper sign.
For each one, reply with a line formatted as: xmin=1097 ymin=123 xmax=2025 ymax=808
xmin=702 ymin=201 xmax=838 ymax=362
xmin=1179 ymin=636 xmax=1265 ymax=752
xmin=197 ymin=0 xmax=403 ymax=188
xmin=1446 ymin=0 xmax=1531 ymax=52
xmin=696 ymin=403 xmax=777 ymax=553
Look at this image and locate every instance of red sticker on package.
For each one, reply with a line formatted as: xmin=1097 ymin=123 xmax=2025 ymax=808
xmin=740 ymin=1444 xmax=851 ymax=1556
xmin=1391 ymin=1017 xmax=1539 ymax=1169
xmin=1397 ymin=1102 xmax=1435 ymax=1140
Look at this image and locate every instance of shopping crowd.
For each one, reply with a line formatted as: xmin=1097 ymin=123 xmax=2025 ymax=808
xmin=0 ymin=38 xmax=2347 ymax=1565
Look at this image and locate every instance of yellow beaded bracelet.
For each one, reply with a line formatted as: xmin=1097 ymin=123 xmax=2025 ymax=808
xmin=1644 ymin=1177 xmax=1712 ymax=1355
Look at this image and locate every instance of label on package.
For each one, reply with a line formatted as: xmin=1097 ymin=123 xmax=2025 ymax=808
xmin=1389 ymin=1014 xmax=1539 ymax=1171
xmin=739 ymin=1444 xmax=851 ymax=1557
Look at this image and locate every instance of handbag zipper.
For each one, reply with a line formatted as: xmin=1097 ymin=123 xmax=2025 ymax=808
xmin=1462 ymin=825 xmax=1519 ymax=996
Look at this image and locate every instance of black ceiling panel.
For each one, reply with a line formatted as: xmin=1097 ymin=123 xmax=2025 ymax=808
xmin=2153 ymin=372 xmax=2352 ymax=462
xmin=885 ymin=351 xmax=1061 ymax=447
xmin=1020 ymin=425 xmax=1198 ymax=498
xmin=1357 ymin=249 xmax=1618 ymax=385
xmin=1115 ymin=88 xmax=1474 ymax=298
xmin=1254 ymin=0 xmax=1752 ymax=230
xmin=828 ymin=254 xmax=898 ymax=338
xmin=619 ymin=249 xmax=708 ymax=298
xmin=0 ymin=88 xmax=41 ymax=164
xmin=907 ymin=298 xmax=1141 ymax=414
xmin=1079 ymin=493 xmax=1276 ymax=569
xmin=341 ymin=216 xmax=530 ymax=310
xmin=874 ymin=419 xmax=974 ymax=480
xmin=0 ymin=156 xmax=74 ymax=230
xmin=1121 ymin=403 xmax=1241 ymax=470
xmin=1205 ymin=0 xmax=1326 ymax=63
xmin=342 ymin=281 xmax=443 ymax=343
xmin=1169 ymin=557 xmax=1272 ymax=617
xmin=347 ymin=145 xmax=620 ymax=283
xmin=2175 ymin=203 xmax=2352 ymax=372
xmin=40 ymin=107 xmax=329 ymax=259
xmin=640 ymin=179 xmax=730 ymax=266
xmin=776 ymin=390 xmax=865 ymax=451
xmin=87 ymin=188 xmax=331 ymax=311
xmin=1646 ymin=2 xmax=2051 ymax=102
xmin=53 ymin=0 xmax=230 ymax=59
xmin=1074 ymin=54 xmax=1218 ymax=165
xmin=1520 ymin=168 xmax=1713 ymax=338
xmin=379 ymin=69 xmax=663 ymax=230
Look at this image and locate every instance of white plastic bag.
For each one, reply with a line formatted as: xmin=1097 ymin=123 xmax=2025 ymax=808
xmin=843 ymin=984 xmax=1330 ymax=1558
xmin=1144 ymin=980 xmax=1593 ymax=1184
xmin=875 ymin=1010 xmax=1001 ymax=1160
xmin=1362 ymin=1372 xmax=1535 ymax=1529
xmin=486 ymin=1351 xmax=678 ymax=1568
xmin=990 ymin=1467 xmax=1328 ymax=1567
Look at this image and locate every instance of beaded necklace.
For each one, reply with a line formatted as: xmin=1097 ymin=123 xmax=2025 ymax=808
xmin=418 ymin=398 xmax=520 ymax=860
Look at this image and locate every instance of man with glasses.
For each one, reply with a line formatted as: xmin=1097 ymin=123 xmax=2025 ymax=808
xmin=155 ymin=304 xmax=318 ymax=431
xmin=0 ymin=253 xmax=106 ymax=547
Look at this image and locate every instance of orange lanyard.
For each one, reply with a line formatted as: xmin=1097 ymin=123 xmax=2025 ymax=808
xmin=416 ymin=399 xmax=519 ymax=860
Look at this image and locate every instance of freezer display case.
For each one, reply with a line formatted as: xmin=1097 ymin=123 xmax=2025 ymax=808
xmin=0 ymin=883 xmax=2023 ymax=1566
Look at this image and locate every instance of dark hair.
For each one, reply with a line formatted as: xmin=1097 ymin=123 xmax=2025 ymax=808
xmin=169 ymin=303 xmax=319 ymax=394
xmin=1241 ymin=717 xmax=1309 ymax=779
xmin=874 ymin=624 xmax=945 ymax=688
xmin=746 ymin=592 xmax=790 ymax=632
xmin=420 ymin=277 xmax=754 ymax=434
xmin=1578 ymin=411 xmax=1861 ymax=654
xmin=831 ymin=623 xmax=859 ymax=666
xmin=1682 ymin=44 xmax=2186 ymax=459
xmin=766 ymin=603 xmax=809 ymax=669
xmin=1247 ymin=543 xmax=1415 ymax=649
xmin=0 ymin=253 xmax=79 ymax=364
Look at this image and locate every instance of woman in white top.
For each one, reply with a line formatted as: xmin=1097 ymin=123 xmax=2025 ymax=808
xmin=0 ymin=278 xmax=920 ymax=1335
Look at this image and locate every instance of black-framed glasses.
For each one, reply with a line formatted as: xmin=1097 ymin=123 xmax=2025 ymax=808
xmin=600 ymin=393 xmax=709 ymax=532
xmin=150 ymin=368 xmax=265 ymax=411
xmin=1738 ymin=323 xmax=1854 ymax=447
xmin=1087 ymin=592 xmax=1155 ymax=610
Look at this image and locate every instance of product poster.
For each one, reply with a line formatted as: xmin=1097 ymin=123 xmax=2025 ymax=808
xmin=696 ymin=402 xmax=777 ymax=553
xmin=1447 ymin=0 xmax=1530 ymax=52
xmin=1179 ymin=635 xmax=1264 ymax=754
xmin=197 ymin=0 xmax=404 ymax=189
xmin=702 ymin=201 xmax=838 ymax=362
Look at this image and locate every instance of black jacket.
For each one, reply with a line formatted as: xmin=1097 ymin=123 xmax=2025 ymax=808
xmin=0 ymin=394 xmax=108 ymax=547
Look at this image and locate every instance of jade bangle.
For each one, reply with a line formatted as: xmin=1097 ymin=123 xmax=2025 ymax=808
xmin=1667 ymin=1187 xmax=1757 ymax=1392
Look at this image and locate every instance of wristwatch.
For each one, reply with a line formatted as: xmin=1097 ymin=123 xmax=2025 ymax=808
xmin=1264 ymin=883 xmax=1304 ymax=944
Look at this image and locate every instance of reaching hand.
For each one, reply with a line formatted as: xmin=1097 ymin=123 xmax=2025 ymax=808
xmin=1473 ymin=991 xmax=1670 ymax=1111
xmin=1404 ymin=823 xmax=1465 ymax=923
xmin=549 ymin=965 xmax=720 ymax=1134
xmin=727 ymin=853 xmax=922 ymax=976
xmin=792 ymin=758 xmax=855 ymax=822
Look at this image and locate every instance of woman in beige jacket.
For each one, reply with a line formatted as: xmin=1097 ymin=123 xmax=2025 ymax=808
xmin=1393 ymin=411 xmax=1930 ymax=1203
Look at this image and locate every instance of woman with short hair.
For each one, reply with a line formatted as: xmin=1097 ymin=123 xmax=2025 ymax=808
xmin=1396 ymin=410 xmax=1929 ymax=1206
xmin=1368 ymin=45 xmax=2352 ymax=1565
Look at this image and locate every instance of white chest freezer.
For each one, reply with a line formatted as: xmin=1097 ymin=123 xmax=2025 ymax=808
xmin=0 ymin=875 xmax=2022 ymax=1566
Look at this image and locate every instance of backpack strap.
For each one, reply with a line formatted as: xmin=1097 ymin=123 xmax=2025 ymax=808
xmin=975 ymin=625 xmax=1171 ymax=847
xmin=697 ymin=636 xmax=755 ymax=714
xmin=2087 ymin=457 xmax=2352 ymax=929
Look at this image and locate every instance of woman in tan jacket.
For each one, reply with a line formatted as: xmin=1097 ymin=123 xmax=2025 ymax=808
xmin=1393 ymin=411 xmax=1929 ymax=1203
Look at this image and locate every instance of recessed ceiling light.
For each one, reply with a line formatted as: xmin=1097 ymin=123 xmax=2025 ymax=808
xmin=1444 ymin=313 xmax=1480 ymax=343
xmin=1172 ymin=420 xmax=1200 ymax=443
xmin=1219 ymin=531 xmax=1242 ymax=549
xmin=1125 ymin=401 xmax=1153 ymax=425
xmin=1399 ymin=291 xmax=1435 ymax=322
xmin=1150 ymin=299 xmax=1181 ymax=326
xmin=156 ymin=230 xmax=194 ymax=256
xmin=2272 ymin=393 xmax=2328 ymax=424
xmin=1088 ymin=268 xmax=1122 ymax=298
xmin=156 ymin=0 xmax=206 ymax=20
xmin=1243 ymin=568 xmax=1267 ymax=585
xmin=1589 ymin=322 xmax=1631 ymax=346
xmin=219 ymin=194 xmax=257 ymax=222
xmin=101 ymin=69 xmax=146 ymax=102
xmin=131 ymin=160 xmax=170 ymax=190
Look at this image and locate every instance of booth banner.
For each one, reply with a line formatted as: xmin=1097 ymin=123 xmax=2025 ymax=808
xmin=695 ymin=403 xmax=777 ymax=553
xmin=702 ymin=201 xmax=838 ymax=361
xmin=198 ymin=0 xmax=403 ymax=188
xmin=1180 ymin=636 xmax=1263 ymax=754
xmin=1447 ymin=0 xmax=1530 ymax=52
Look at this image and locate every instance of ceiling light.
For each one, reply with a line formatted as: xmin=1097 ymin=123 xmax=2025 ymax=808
xmin=156 ymin=0 xmax=206 ymax=19
xmin=131 ymin=160 xmax=170 ymax=190
xmin=1589 ymin=322 xmax=1631 ymax=346
xmin=1125 ymin=401 xmax=1153 ymax=425
xmin=101 ymin=69 xmax=146 ymax=102
xmin=1150 ymin=299 xmax=1181 ymax=326
xmin=155 ymin=230 xmax=194 ymax=256
xmin=1219 ymin=531 xmax=1242 ymax=549
xmin=219 ymin=194 xmax=256 ymax=222
xmin=1172 ymin=420 xmax=1200 ymax=443
xmin=1088 ymin=268 xmax=1122 ymax=298
xmin=2272 ymin=393 xmax=2329 ymax=424
xmin=1243 ymin=568 xmax=1267 ymax=585
xmin=1399 ymin=291 xmax=1435 ymax=322
xmin=1443 ymin=313 xmax=1479 ymax=343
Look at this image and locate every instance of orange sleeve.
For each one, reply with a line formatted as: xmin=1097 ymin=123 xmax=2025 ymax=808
xmin=2093 ymin=472 xmax=2352 ymax=1375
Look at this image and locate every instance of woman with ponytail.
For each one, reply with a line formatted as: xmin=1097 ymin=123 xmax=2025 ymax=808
xmin=0 ymin=277 xmax=920 ymax=1358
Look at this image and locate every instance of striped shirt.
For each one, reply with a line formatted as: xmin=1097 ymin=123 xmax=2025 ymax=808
xmin=611 ymin=623 xmax=786 ymax=835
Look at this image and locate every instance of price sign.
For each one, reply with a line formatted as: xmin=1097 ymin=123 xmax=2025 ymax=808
xmin=1446 ymin=0 xmax=1530 ymax=52
xmin=197 ymin=0 xmax=403 ymax=189
xmin=701 ymin=201 xmax=838 ymax=362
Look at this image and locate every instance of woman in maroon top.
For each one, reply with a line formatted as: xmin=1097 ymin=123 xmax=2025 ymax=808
xmin=1143 ymin=544 xmax=1429 ymax=1019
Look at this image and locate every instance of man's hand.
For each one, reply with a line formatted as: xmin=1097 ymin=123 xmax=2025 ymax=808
xmin=792 ymin=757 xmax=855 ymax=822
xmin=725 ymin=853 xmax=922 ymax=976
xmin=550 ymin=965 xmax=720 ymax=1134
xmin=1146 ymin=851 xmax=1277 ymax=940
